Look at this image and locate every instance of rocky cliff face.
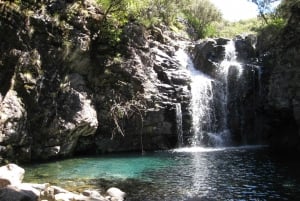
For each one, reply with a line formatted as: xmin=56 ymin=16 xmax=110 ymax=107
xmin=0 ymin=1 xmax=191 ymax=163
xmin=1 ymin=0 xmax=299 ymax=164
xmin=0 ymin=0 xmax=102 ymax=162
xmin=260 ymin=2 xmax=300 ymax=153
xmin=75 ymin=23 xmax=192 ymax=154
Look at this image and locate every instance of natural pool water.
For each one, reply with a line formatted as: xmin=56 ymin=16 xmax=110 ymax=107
xmin=24 ymin=146 xmax=300 ymax=201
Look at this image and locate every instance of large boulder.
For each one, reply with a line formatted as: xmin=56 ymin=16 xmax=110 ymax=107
xmin=0 ymin=164 xmax=116 ymax=201
xmin=193 ymin=38 xmax=224 ymax=77
xmin=0 ymin=90 xmax=30 ymax=162
xmin=0 ymin=164 xmax=25 ymax=186
xmin=32 ymin=73 xmax=98 ymax=159
xmin=234 ymin=35 xmax=257 ymax=62
xmin=0 ymin=185 xmax=39 ymax=201
xmin=106 ymin=187 xmax=126 ymax=201
xmin=193 ymin=36 xmax=257 ymax=78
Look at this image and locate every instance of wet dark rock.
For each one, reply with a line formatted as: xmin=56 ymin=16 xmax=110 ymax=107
xmin=261 ymin=2 xmax=300 ymax=152
xmin=122 ymin=23 xmax=148 ymax=48
xmin=193 ymin=38 xmax=227 ymax=77
xmin=0 ymin=186 xmax=39 ymax=201
xmin=215 ymin=37 xmax=230 ymax=45
xmin=234 ymin=35 xmax=257 ymax=62
xmin=0 ymin=1 xmax=100 ymax=162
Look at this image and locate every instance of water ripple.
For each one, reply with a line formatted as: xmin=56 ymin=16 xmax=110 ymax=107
xmin=24 ymin=147 xmax=300 ymax=201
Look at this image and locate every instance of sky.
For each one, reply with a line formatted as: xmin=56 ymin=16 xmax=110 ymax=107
xmin=210 ymin=0 xmax=258 ymax=21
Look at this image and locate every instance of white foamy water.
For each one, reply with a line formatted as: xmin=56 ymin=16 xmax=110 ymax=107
xmin=172 ymin=146 xmax=226 ymax=153
xmin=175 ymin=47 xmax=216 ymax=146
xmin=172 ymin=145 xmax=268 ymax=153
xmin=175 ymin=103 xmax=183 ymax=146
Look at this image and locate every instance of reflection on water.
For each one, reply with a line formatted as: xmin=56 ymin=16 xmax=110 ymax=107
xmin=24 ymin=146 xmax=300 ymax=201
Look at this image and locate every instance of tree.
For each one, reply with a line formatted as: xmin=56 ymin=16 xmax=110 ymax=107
xmin=96 ymin=0 xmax=130 ymax=47
xmin=97 ymin=0 xmax=127 ymax=21
xmin=249 ymin=0 xmax=281 ymax=23
xmin=276 ymin=0 xmax=300 ymax=19
xmin=184 ymin=0 xmax=222 ymax=38
xmin=140 ymin=0 xmax=184 ymax=25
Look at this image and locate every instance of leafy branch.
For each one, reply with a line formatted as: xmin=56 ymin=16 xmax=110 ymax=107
xmin=110 ymin=96 xmax=146 ymax=139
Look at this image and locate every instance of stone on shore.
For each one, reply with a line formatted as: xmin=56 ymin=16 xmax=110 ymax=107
xmin=106 ymin=187 xmax=126 ymax=201
xmin=0 ymin=185 xmax=39 ymax=201
xmin=0 ymin=164 xmax=124 ymax=201
xmin=0 ymin=163 xmax=25 ymax=186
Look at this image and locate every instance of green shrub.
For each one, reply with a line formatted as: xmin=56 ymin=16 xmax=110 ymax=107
xmin=215 ymin=18 xmax=263 ymax=38
xmin=183 ymin=0 xmax=222 ymax=38
xmin=203 ymin=24 xmax=218 ymax=38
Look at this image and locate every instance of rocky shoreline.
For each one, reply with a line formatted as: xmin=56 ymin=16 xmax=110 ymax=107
xmin=0 ymin=164 xmax=126 ymax=201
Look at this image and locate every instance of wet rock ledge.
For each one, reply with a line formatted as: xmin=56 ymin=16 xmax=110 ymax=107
xmin=0 ymin=164 xmax=125 ymax=201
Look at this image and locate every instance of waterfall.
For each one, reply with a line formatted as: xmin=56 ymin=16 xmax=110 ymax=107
xmin=174 ymin=39 xmax=256 ymax=147
xmin=175 ymin=103 xmax=183 ymax=146
xmin=215 ymin=40 xmax=244 ymax=144
xmin=175 ymin=46 xmax=216 ymax=147
xmin=219 ymin=40 xmax=243 ymax=78
xmin=189 ymin=68 xmax=215 ymax=146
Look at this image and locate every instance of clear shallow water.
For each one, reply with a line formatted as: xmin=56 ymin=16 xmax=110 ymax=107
xmin=24 ymin=146 xmax=300 ymax=201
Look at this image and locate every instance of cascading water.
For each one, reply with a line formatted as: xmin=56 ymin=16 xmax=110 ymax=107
xmin=189 ymin=65 xmax=215 ymax=146
xmin=175 ymin=39 xmax=248 ymax=147
xmin=214 ymin=40 xmax=244 ymax=144
xmin=175 ymin=103 xmax=184 ymax=146
xmin=218 ymin=40 xmax=243 ymax=116
xmin=175 ymin=46 xmax=216 ymax=146
xmin=219 ymin=40 xmax=243 ymax=77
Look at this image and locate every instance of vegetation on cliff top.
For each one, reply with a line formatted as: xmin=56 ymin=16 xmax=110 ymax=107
xmin=96 ymin=0 xmax=297 ymax=41
xmin=6 ymin=0 xmax=297 ymax=40
xmin=96 ymin=0 xmax=222 ymax=39
xmin=214 ymin=0 xmax=297 ymax=38
xmin=7 ymin=0 xmax=295 ymax=42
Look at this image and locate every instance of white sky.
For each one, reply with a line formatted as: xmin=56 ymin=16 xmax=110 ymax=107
xmin=210 ymin=0 xmax=258 ymax=21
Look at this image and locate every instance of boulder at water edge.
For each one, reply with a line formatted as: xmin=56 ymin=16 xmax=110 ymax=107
xmin=0 ymin=164 xmax=125 ymax=201
xmin=0 ymin=185 xmax=39 ymax=201
xmin=0 ymin=163 xmax=25 ymax=186
xmin=106 ymin=187 xmax=126 ymax=201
